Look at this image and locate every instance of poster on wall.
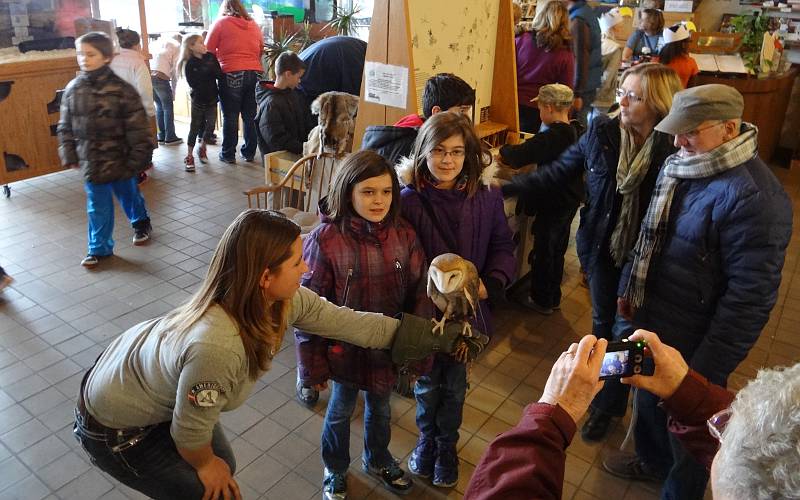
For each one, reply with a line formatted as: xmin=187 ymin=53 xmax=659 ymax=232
xmin=364 ymin=61 xmax=409 ymax=109
xmin=406 ymin=0 xmax=499 ymax=119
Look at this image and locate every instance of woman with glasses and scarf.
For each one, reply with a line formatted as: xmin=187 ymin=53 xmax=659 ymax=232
xmin=501 ymin=63 xmax=682 ymax=442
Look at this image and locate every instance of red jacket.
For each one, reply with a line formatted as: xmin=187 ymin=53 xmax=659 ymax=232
xmin=464 ymin=370 xmax=734 ymax=499
xmin=205 ymin=15 xmax=263 ymax=73
xmin=294 ymin=211 xmax=431 ymax=396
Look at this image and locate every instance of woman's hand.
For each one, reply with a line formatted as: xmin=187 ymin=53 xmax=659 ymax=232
xmin=197 ymin=456 xmax=241 ymax=500
xmin=478 ymin=279 xmax=488 ymax=300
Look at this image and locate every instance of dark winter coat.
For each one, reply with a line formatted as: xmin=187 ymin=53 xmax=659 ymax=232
xmin=58 ymin=65 xmax=155 ymax=184
xmin=505 ymin=115 xmax=675 ymax=276
xmin=298 ymin=35 xmax=367 ymax=108
xmin=255 ymin=82 xmax=314 ymax=155
xmin=619 ymin=154 xmax=792 ymax=386
xmin=294 ymin=209 xmax=431 ymax=397
xmin=400 ymin=183 xmax=517 ymax=336
xmin=184 ymin=52 xmax=222 ymax=104
xmin=500 ymin=120 xmax=585 ymax=213
xmin=361 ymin=113 xmax=423 ymax=165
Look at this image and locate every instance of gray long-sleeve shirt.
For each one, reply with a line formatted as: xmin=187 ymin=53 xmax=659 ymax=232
xmin=85 ymin=286 xmax=398 ymax=449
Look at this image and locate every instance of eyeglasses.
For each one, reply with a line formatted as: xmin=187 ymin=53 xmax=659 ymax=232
xmin=429 ymin=147 xmax=466 ymax=159
xmin=678 ymin=121 xmax=724 ymax=139
xmin=615 ymin=88 xmax=645 ymax=103
xmin=706 ymin=407 xmax=732 ymax=443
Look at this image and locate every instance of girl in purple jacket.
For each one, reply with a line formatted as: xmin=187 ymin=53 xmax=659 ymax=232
xmin=399 ymin=112 xmax=517 ymax=488
xmin=295 ymin=150 xmax=430 ymax=499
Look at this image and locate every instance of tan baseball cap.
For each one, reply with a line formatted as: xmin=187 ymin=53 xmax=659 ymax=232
xmin=655 ymin=84 xmax=744 ymax=135
xmin=531 ymin=83 xmax=574 ymax=106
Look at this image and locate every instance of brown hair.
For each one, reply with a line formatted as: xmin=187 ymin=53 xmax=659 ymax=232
xmin=116 ymin=28 xmax=141 ymax=49
xmin=220 ymin=0 xmax=252 ymax=20
xmin=620 ymin=62 xmax=682 ymax=120
xmin=532 ymin=1 xmax=571 ymax=51
xmin=162 ymin=209 xmax=300 ymax=379
xmin=76 ymin=32 xmax=113 ymax=59
xmin=276 ymin=51 xmax=306 ymax=76
xmin=639 ymin=9 xmax=664 ymax=35
xmin=326 ymin=150 xmax=401 ymax=223
xmin=410 ymin=112 xmax=490 ymax=198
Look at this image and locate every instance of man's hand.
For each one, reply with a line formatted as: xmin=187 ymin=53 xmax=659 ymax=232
xmin=573 ymin=97 xmax=584 ymax=112
xmin=539 ymin=335 xmax=607 ymax=423
xmin=478 ymin=279 xmax=488 ymax=300
xmin=621 ymin=329 xmax=688 ymax=399
xmin=197 ymin=456 xmax=242 ymax=500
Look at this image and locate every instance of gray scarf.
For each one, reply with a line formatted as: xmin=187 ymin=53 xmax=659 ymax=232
xmin=623 ymin=124 xmax=759 ymax=308
xmin=609 ymin=128 xmax=656 ymax=267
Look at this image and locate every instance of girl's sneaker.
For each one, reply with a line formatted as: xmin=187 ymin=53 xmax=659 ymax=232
xmin=197 ymin=146 xmax=208 ymax=164
xmin=408 ymin=436 xmax=436 ymax=478
xmin=432 ymin=445 xmax=459 ymax=488
xmin=184 ymin=155 xmax=195 ymax=172
xmin=322 ymin=468 xmax=347 ymax=500
xmin=362 ymin=458 xmax=413 ymax=495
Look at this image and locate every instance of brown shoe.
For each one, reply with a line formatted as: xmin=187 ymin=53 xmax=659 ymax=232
xmin=602 ymin=452 xmax=665 ymax=483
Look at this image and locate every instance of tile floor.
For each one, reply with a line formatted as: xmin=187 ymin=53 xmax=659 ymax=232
xmin=1 ymin=132 xmax=798 ymax=500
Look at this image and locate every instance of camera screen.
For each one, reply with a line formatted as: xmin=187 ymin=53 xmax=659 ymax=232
xmin=600 ymin=350 xmax=629 ymax=377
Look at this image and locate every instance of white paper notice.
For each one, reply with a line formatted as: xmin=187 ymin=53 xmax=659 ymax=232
xmin=364 ymin=61 xmax=409 ymax=109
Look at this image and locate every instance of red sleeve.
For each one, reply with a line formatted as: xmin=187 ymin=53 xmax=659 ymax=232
xmin=464 ymin=403 xmax=575 ymax=500
xmin=205 ymin=22 xmax=221 ymax=56
xmin=664 ymin=369 xmax=735 ymax=470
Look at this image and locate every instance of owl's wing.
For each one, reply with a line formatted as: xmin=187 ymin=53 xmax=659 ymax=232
xmin=428 ymin=274 xmax=451 ymax=316
xmin=463 ymin=281 xmax=479 ymax=318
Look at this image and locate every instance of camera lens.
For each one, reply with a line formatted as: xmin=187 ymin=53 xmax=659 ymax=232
xmin=634 ymin=354 xmax=643 ymax=363
xmin=633 ymin=365 xmax=642 ymax=374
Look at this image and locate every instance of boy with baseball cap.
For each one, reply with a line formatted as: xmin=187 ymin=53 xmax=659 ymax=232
xmin=499 ymin=83 xmax=585 ymax=314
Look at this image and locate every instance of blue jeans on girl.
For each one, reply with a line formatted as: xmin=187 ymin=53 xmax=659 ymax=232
xmin=414 ymin=356 xmax=467 ymax=448
xmin=321 ymin=381 xmax=393 ymax=473
xmin=218 ymin=70 xmax=259 ymax=161
xmin=84 ymin=178 xmax=150 ymax=256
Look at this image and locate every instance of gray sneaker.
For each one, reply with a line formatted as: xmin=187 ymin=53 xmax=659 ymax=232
xmin=322 ymin=468 xmax=347 ymax=500
xmin=602 ymin=452 xmax=666 ymax=483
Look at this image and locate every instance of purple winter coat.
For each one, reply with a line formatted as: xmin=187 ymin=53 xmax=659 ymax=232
xmin=400 ymin=184 xmax=517 ymax=337
xmin=294 ymin=210 xmax=431 ymax=397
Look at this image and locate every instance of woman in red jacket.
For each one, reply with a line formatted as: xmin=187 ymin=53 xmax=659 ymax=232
xmin=205 ymin=0 xmax=263 ymax=163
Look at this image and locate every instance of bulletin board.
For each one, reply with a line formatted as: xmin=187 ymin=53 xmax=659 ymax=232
xmin=407 ymin=0 xmax=500 ymax=119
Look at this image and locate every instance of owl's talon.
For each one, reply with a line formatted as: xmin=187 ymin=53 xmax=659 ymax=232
xmin=461 ymin=321 xmax=473 ymax=338
xmin=431 ymin=317 xmax=447 ymax=336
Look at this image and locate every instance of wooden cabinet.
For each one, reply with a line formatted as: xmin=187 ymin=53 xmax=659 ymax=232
xmin=0 ymin=55 xmax=78 ymax=185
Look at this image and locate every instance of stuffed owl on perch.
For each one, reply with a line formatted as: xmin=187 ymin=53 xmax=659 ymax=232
xmin=427 ymin=253 xmax=481 ymax=344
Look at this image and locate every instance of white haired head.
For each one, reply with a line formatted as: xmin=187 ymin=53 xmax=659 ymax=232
xmin=712 ymin=362 xmax=800 ymax=499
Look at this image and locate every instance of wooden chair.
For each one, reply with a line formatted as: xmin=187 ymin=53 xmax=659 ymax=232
xmin=244 ymin=151 xmax=343 ymax=234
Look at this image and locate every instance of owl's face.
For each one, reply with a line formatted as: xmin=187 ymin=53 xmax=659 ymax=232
xmin=429 ymin=266 xmax=464 ymax=294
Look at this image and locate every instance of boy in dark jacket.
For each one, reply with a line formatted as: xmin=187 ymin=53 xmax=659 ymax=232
xmin=361 ymin=73 xmax=475 ymax=165
xmin=58 ymin=32 xmax=156 ymax=268
xmin=500 ymin=84 xmax=584 ymax=314
xmin=255 ymin=51 xmax=314 ymax=156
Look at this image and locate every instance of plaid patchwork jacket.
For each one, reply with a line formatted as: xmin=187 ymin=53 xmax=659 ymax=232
xmin=294 ymin=212 xmax=431 ymax=396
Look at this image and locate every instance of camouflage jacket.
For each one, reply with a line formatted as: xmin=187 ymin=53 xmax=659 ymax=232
xmin=58 ymin=65 xmax=155 ymax=184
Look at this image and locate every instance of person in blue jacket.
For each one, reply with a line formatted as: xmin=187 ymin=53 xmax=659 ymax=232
xmin=604 ymin=84 xmax=793 ymax=500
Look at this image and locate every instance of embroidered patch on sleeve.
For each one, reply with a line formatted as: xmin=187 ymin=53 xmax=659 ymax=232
xmin=188 ymin=382 xmax=226 ymax=408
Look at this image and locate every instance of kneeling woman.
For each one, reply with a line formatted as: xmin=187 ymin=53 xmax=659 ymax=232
xmin=73 ymin=209 xmax=479 ymax=500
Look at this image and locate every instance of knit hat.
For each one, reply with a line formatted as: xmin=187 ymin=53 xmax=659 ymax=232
xmin=531 ymin=83 xmax=574 ymax=106
xmin=655 ymin=84 xmax=744 ymax=135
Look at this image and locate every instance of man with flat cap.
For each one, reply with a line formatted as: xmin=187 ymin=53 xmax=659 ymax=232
xmin=601 ymin=84 xmax=793 ymax=499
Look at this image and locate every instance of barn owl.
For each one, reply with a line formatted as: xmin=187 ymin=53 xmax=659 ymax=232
xmin=427 ymin=253 xmax=480 ymax=338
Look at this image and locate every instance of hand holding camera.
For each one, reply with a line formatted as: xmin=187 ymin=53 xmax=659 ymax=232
xmin=620 ymin=329 xmax=689 ymax=399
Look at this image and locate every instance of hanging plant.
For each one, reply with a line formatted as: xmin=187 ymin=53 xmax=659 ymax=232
xmin=730 ymin=12 xmax=772 ymax=75
xmin=323 ymin=3 xmax=362 ymax=37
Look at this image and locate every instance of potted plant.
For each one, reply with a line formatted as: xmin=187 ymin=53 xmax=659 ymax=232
xmin=263 ymin=31 xmax=302 ymax=79
xmin=730 ymin=11 xmax=772 ymax=75
xmin=323 ymin=3 xmax=362 ymax=37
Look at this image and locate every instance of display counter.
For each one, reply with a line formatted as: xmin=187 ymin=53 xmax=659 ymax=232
xmin=695 ymin=67 xmax=798 ymax=163
xmin=0 ymin=54 xmax=79 ymax=188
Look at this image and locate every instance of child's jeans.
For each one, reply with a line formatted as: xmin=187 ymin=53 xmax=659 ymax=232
xmin=530 ymin=207 xmax=578 ymax=308
xmin=414 ymin=355 xmax=467 ymax=449
xmin=321 ymin=381 xmax=393 ymax=473
xmin=188 ymin=100 xmax=217 ymax=147
xmin=84 ymin=179 xmax=150 ymax=256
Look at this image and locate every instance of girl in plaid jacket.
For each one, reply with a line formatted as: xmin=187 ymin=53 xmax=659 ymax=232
xmin=294 ymin=150 xmax=431 ymax=498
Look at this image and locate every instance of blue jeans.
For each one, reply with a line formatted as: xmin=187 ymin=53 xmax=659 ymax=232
xmin=321 ymin=381 xmax=393 ymax=473
xmin=633 ymin=389 xmax=709 ymax=500
xmin=74 ymin=419 xmax=235 ymax=500
xmin=218 ymin=70 xmax=259 ymax=161
xmin=414 ymin=356 xmax=467 ymax=449
xmin=152 ymin=78 xmax=179 ymax=142
xmin=84 ymin=178 xmax=150 ymax=256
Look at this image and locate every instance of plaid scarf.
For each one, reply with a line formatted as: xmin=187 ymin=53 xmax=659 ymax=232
xmin=623 ymin=124 xmax=758 ymax=308
xmin=609 ymin=128 xmax=656 ymax=267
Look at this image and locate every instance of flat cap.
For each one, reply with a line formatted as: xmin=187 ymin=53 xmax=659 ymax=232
xmin=655 ymin=84 xmax=744 ymax=135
